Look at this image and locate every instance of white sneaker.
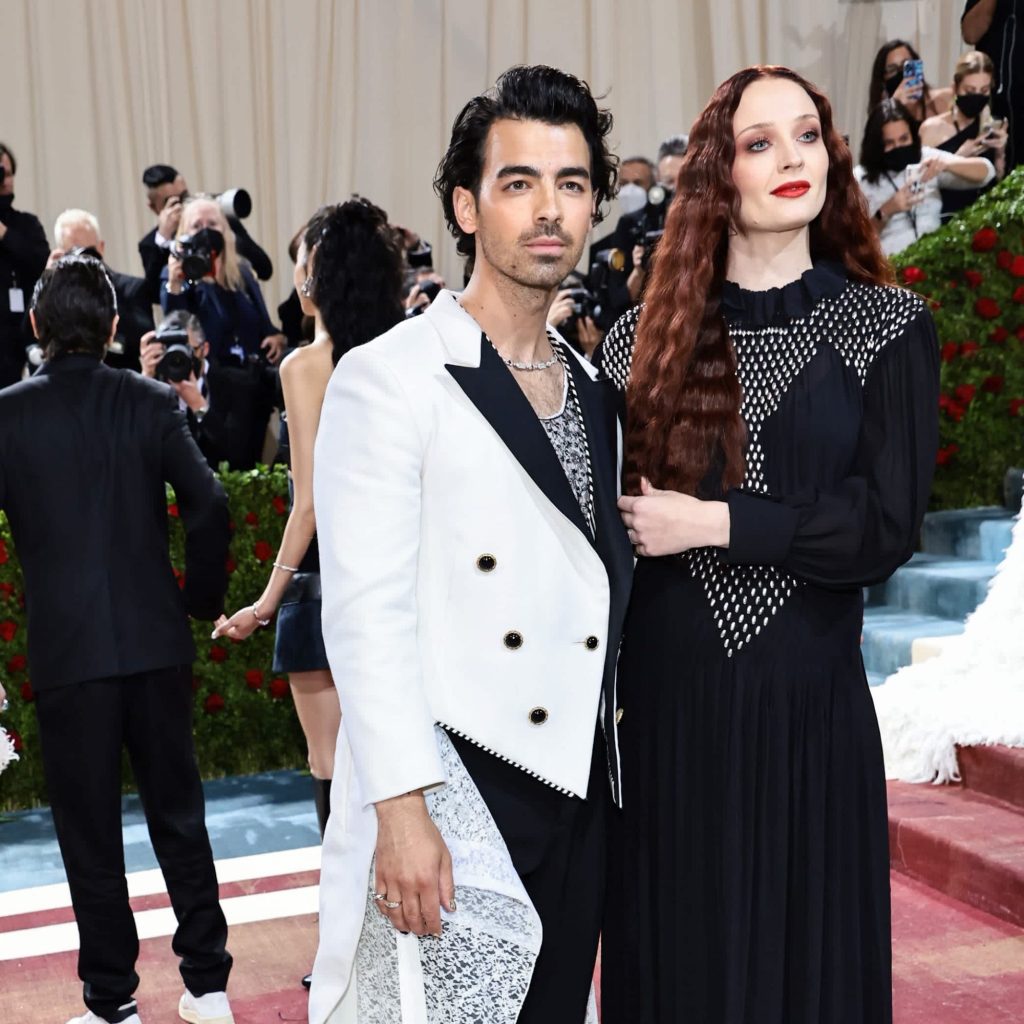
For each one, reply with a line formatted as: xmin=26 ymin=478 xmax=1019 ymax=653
xmin=65 ymin=1009 xmax=142 ymax=1024
xmin=177 ymin=990 xmax=234 ymax=1024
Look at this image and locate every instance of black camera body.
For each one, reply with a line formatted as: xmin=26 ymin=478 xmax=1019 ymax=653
xmin=625 ymin=185 xmax=674 ymax=269
xmin=154 ymin=324 xmax=200 ymax=383
xmin=172 ymin=228 xmax=226 ymax=284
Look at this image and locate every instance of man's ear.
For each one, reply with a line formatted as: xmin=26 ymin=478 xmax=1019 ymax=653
xmin=97 ymin=240 xmax=106 ymax=258
xmin=452 ymin=186 xmax=479 ymax=240
xmin=106 ymin=314 xmax=120 ymax=350
xmin=29 ymin=309 xmax=39 ymax=340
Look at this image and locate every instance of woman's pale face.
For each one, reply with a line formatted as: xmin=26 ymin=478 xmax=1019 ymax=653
xmin=294 ymin=240 xmax=317 ymax=316
xmin=731 ymin=77 xmax=829 ymax=236
xmin=884 ymin=46 xmax=914 ymax=81
xmin=181 ymin=199 xmax=224 ymax=236
xmin=881 ymin=120 xmax=914 ymax=152
xmin=956 ymin=71 xmax=992 ymax=98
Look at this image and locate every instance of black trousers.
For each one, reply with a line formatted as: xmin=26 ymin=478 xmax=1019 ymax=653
xmin=34 ymin=666 xmax=231 ymax=1022
xmin=448 ymin=730 xmax=607 ymax=1024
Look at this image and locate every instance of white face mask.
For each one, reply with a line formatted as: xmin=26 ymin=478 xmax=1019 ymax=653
xmin=616 ymin=182 xmax=648 ymax=216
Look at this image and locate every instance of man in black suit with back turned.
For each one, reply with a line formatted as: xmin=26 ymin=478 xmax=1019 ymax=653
xmin=0 ymin=255 xmax=235 ymax=1024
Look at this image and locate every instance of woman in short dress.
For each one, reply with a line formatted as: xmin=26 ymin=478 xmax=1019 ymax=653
xmin=213 ymin=198 xmax=404 ymax=983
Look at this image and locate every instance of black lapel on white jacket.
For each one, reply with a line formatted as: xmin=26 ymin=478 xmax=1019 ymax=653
xmin=445 ymin=333 xmax=591 ymax=540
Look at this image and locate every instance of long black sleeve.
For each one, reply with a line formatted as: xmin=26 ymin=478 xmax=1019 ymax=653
xmin=0 ymin=211 xmax=48 ymax=277
xmin=160 ymin=392 xmax=230 ymax=618
xmin=229 ymin=217 xmax=273 ymax=281
xmin=725 ymin=310 xmax=940 ymax=589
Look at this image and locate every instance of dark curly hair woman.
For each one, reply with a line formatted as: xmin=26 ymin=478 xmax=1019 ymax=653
xmin=211 ymin=197 xmax=404 ymax=987
xmin=599 ymin=66 xmax=940 ymax=1024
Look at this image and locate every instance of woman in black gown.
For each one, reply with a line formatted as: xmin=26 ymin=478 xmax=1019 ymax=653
xmin=601 ymin=67 xmax=940 ymax=1024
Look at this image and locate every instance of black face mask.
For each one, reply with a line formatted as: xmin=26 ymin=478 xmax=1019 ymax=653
xmin=0 ymin=194 xmax=12 ymax=210
xmin=955 ymin=93 xmax=989 ymax=120
xmin=885 ymin=71 xmax=904 ymax=97
xmin=882 ymin=143 xmax=920 ymax=173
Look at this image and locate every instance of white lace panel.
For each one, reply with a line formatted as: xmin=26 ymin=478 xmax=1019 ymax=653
xmin=355 ymin=728 xmax=544 ymax=1023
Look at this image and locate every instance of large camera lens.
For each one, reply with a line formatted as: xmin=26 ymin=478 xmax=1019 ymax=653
xmin=157 ymin=344 xmax=195 ymax=383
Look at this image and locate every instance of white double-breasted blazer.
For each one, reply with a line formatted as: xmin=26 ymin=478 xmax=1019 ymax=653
xmin=308 ymin=290 xmax=633 ymax=1023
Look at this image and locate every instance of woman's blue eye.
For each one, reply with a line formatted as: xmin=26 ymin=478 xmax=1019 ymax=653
xmin=748 ymin=137 xmax=770 ymax=152
xmin=799 ymin=130 xmax=820 ymax=142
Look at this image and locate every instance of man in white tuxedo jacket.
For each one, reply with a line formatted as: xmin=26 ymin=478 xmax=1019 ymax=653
xmin=309 ymin=65 xmax=633 ymax=1024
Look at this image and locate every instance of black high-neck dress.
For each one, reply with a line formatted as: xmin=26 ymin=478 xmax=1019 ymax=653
xmin=600 ymin=264 xmax=940 ymax=1024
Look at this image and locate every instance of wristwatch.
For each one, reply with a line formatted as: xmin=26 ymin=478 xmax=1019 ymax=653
xmin=194 ymin=404 xmax=209 ymax=423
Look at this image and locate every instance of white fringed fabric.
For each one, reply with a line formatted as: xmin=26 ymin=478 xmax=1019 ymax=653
xmin=872 ymin=503 xmax=1024 ymax=783
xmin=0 ymin=725 xmax=19 ymax=775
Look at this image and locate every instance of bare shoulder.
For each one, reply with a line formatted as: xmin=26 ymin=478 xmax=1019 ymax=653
xmin=280 ymin=341 xmax=334 ymax=390
xmin=919 ymin=110 xmax=953 ymax=145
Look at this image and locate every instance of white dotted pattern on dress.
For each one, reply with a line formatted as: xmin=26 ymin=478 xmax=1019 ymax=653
xmin=602 ymin=283 xmax=925 ymax=656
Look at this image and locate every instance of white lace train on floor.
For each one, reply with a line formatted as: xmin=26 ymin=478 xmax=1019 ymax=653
xmin=872 ymin=502 xmax=1024 ymax=783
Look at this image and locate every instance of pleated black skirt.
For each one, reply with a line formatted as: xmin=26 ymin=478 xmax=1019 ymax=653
xmin=602 ymin=556 xmax=892 ymax=1024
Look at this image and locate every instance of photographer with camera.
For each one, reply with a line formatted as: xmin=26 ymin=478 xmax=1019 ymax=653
xmin=548 ymin=271 xmax=604 ymax=359
xmin=49 ymin=209 xmax=153 ymax=371
xmin=595 ymin=134 xmax=689 ymax=327
xmin=0 ymin=142 xmax=49 ymax=387
xmin=161 ymin=195 xmax=285 ymax=468
xmin=139 ymin=164 xmax=273 ymax=303
xmin=140 ymin=311 xmax=241 ymax=471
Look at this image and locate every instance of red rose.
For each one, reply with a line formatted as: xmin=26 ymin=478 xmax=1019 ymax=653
xmin=902 ymin=266 xmax=927 ymax=285
xmin=1010 ymin=398 xmax=1024 ymax=417
xmin=271 ymin=495 xmax=287 ymax=516
xmin=945 ymin=401 xmax=967 ymax=422
xmin=946 ymin=279 xmax=958 ymax=289
xmin=0 ymin=540 xmax=8 ymax=564
xmin=244 ymin=511 xmax=259 ymax=526
xmin=982 ymin=375 xmax=1005 ymax=394
xmin=930 ymin=299 xmax=943 ymax=310
xmin=940 ymin=342 xmax=959 ymax=363
xmin=975 ymin=297 xmax=1001 ymax=319
xmin=960 ymin=341 xmax=981 ymax=357
xmin=7 ymin=727 xmax=22 ymax=752
xmin=936 ymin=444 xmax=960 ymax=466
xmin=0 ymin=582 xmax=12 ymax=598
xmin=204 ymin=693 xmax=225 ymax=714
xmin=209 ymin=644 xmax=228 ymax=663
xmin=254 ymin=540 xmax=273 ymax=563
xmin=1012 ymin=256 xmax=1024 ymax=278
xmin=972 ymin=226 xmax=999 ymax=251
xmin=269 ymin=677 xmax=290 ymax=700
xmin=0 ymin=620 xmax=17 ymax=643
xmin=998 ymin=249 xmax=1014 ymax=270
xmin=168 ymin=503 xmax=179 ymax=518
xmin=225 ymin=557 xmax=237 ymax=574
xmin=964 ymin=269 xmax=984 ymax=288
xmin=1013 ymin=285 xmax=1024 ymax=303
xmin=990 ymin=326 xmax=1010 ymax=344
xmin=20 ymin=681 xmax=33 ymax=702
xmin=938 ymin=393 xmax=952 ymax=410
xmin=955 ymin=383 xmax=977 ymax=404
xmin=6 ymin=654 xmax=26 ymax=673
xmin=245 ymin=669 xmax=264 ymax=691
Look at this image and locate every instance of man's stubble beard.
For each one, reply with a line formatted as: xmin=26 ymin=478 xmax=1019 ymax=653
xmin=475 ymin=229 xmax=584 ymax=293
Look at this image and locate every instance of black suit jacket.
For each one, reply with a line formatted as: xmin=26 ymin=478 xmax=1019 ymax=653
xmin=106 ymin=267 xmax=155 ymax=370
xmin=0 ymin=355 xmax=230 ymax=690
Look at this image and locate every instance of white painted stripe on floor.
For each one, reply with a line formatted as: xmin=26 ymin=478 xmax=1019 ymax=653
xmin=0 ymin=846 xmax=321 ymax=919
xmin=0 ymin=884 xmax=320 ymax=960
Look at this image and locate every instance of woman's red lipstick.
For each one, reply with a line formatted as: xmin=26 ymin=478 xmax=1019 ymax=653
xmin=771 ymin=180 xmax=811 ymax=198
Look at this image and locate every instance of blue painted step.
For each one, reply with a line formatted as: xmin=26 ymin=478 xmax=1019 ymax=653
xmin=861 ymin=605 xmax=965 ymax=680
xmin=979 ymin=517 xmax=1015 ymax=563
xmin=920 ymin=506 xmax=1014 ymax=559
xmin=883 ymin=556 xmax=997 ymax=621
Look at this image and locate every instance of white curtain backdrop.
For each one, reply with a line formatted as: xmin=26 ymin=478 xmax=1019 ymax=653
xmin=3 ymin=0 xmax=963 ymax=302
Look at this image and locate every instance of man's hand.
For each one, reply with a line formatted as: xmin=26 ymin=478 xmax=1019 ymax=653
xmin=172 ymin=372 xmax=206 ymax=412
xmin=618 ymin=478 xmax=730 ymax=556
xmin=139 ymin=331 xmax=162 ymax=379
xmin=46 ymin=248 xmax=66 ymax=270
xmin=577 ymin=316 xmax=604 ymax=358
xmin=547 ymin=288 xmax=575 ymax=327
xmin=158 ymin=195 xmax=183 ymax=241
xmin=373 ymin=791 xmax=455 ymax=937
xmin=260 ymin=333 xmax=287 ymax=364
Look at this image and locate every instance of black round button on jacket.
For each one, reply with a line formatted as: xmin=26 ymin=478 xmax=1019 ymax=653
xmin=529 ymin=707 xmax=549 ymax=725
xmin=503 ymin=630 xmax=523 ymax=650
xmin=476 ymin=554 xmax=497 ymax=572
xmin=585 ymin=635 xmax=600 ymax=650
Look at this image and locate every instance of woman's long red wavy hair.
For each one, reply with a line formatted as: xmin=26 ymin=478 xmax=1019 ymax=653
xmin=625 ymin=66 xmax=893 ymax=497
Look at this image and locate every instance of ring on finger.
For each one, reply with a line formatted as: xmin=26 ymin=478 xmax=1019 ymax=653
xmin=370 ymin=891 xmax=386 ymax=902
xmin=384 ymin=899 xmax=402 ymax=909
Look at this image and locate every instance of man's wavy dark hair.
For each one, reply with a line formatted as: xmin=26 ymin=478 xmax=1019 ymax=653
xmin=31 ymin=255 xmax=117 ymax=359
xmin=433 ymin=65 xmax=618 ymax=258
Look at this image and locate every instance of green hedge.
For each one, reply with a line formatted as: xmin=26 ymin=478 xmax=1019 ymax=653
xmin=892 ymin=168 xmax=1024 ymax=510
xmin=0 ymin=465 xmax=307 ymax=812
